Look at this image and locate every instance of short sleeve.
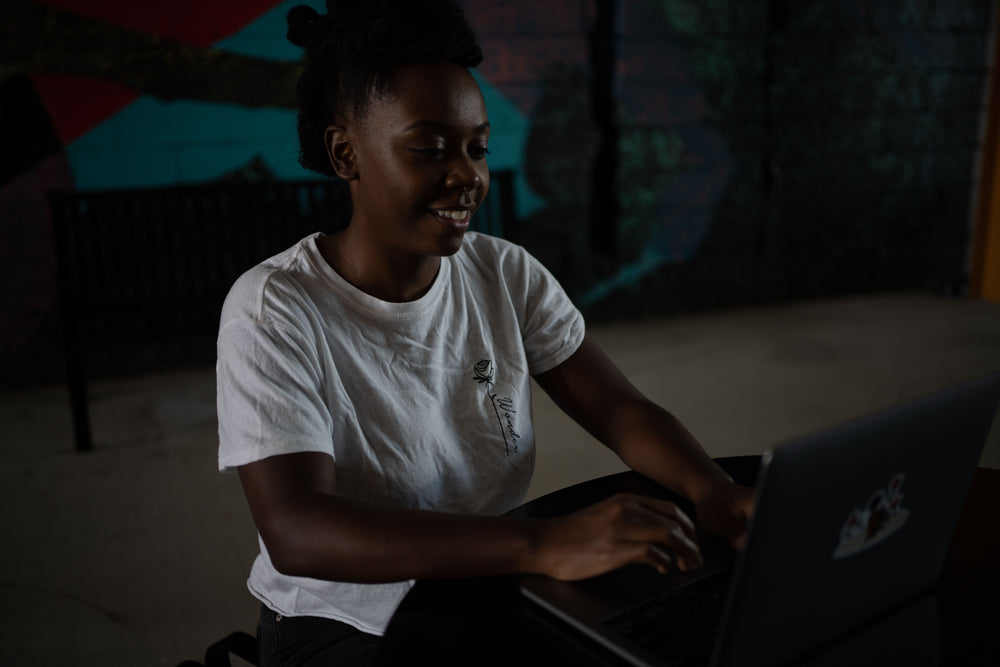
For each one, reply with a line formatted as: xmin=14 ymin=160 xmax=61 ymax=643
xmin=217 ymin=316 xmax=335 ymax=472
xmin=519 ymin=251 xmax=586 ymax=376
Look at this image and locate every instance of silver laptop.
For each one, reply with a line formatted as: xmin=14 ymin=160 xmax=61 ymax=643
xmin=521 ymin=372 xmax=1000 ymax=667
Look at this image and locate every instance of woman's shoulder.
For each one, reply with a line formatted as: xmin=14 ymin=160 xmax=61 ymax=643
xmin=456 ymin=231 xmax=534 ymax=271
xmin=221 ymin=234 xmax=324 ymax=323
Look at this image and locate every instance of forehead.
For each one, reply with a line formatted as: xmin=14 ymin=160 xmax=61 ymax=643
xmin=365 ymin=62 xmax=488 ymax=133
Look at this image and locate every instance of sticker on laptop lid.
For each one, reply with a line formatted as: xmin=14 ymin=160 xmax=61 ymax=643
xmin=833 ymin=473 xmax=909 ymax=559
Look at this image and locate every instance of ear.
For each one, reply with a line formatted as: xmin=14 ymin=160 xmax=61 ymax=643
xmin=324 ymin=125 xmax=358 ymax=180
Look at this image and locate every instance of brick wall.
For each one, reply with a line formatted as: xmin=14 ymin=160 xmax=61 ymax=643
xmin=467 ymin=0 xmax=994 ymax=319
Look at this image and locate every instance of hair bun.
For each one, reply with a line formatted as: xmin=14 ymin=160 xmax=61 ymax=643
xmin=287 ymin=5 xmax=322 ymax=48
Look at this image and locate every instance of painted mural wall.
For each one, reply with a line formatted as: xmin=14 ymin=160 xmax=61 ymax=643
xmin=0 ymin=0 xmax=993 ymax=387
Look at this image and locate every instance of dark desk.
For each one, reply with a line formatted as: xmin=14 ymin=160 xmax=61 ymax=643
xmin=376 ymin=457 xmax=999 ymax=666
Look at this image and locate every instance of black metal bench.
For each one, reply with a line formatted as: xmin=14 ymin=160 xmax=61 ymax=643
xmin=50 ymin=171 xmax=514 ymax=452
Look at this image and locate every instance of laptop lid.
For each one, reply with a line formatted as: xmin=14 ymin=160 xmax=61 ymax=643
xmin=521 ymin=372 xmax=1000 ymax=667
xmin=713 ymin=371 xmax=1000 ymax=666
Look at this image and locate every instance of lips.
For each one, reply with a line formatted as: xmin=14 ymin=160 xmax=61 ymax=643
xmin=433 ymin=209 xmax=471 ymax=222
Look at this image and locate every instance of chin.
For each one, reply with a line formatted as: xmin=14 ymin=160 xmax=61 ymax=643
xmin=437 ymin=233 xmax=467 ymax=257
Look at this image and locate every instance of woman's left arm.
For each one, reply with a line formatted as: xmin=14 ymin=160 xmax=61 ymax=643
xmin=534 ymin=335 xmax=755 ymax=549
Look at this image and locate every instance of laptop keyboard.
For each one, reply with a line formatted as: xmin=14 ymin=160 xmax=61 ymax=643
xmin=602 ymin=571 xmax=730 ymax=666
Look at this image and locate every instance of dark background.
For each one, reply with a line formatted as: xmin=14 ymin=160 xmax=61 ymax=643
xmin=0 ymin=0 xmax=994 ymax=389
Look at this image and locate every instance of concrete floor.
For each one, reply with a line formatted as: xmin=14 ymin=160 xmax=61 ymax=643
xmin=1 ymin=291 xmax=998 ymax=666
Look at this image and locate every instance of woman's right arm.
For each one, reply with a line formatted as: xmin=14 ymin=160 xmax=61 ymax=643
xmin=238 ymin=451 xmax=704 ymax=583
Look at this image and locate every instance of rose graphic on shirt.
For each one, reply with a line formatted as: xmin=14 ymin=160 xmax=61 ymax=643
xmin=473 ymin=359 xmax=520 ymax=456
xmin=473 ymin=359 xmax=495 ymax=385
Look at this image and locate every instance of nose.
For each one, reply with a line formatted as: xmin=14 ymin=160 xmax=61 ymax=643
xmin=444 ymin=157 xmax=486 ymax=194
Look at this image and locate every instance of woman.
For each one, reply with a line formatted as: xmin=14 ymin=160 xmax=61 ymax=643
xmin=216 ymin=1 xmax=754 ymax=665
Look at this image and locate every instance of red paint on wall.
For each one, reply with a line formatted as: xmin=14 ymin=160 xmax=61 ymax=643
xmin=33 ymin=0 xmax=282 ymax=46
xmin=29 ymin=0 xmax=286 ymax=145
xmin=29 ymin=73 xmax=137 ymax=145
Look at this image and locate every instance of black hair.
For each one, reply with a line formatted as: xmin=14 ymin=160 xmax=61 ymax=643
xmin=287 ymin=0 xmax=484 ymax=176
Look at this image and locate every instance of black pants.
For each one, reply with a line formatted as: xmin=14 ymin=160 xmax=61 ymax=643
xmin=258 ymin=605 xmax=382 ymax=667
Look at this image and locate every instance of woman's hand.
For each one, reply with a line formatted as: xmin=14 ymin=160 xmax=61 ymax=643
xmin=534 ymin=338 xmax=756 ymax=558
xmin=693 ymin=481 xmax=756 ymax=551
xmin=533 ymin=493 xmax=704 ymax=581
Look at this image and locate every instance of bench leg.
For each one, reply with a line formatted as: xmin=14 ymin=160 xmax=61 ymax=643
xmin=65 ymin=350 xmax=93 ymax=453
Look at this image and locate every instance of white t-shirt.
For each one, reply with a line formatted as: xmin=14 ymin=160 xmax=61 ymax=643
xmin=216 ymin=231 xmax=585 ymax=634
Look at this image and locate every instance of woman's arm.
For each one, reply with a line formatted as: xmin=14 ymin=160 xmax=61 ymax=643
xmin=533 ymin=336 xmax=754 ymax=548
xmin=238 ymin=450 xmax=705 ymax=583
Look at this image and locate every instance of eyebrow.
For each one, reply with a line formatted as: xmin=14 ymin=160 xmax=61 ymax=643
xmin=403 ymin=120 xmax=491 ymax=133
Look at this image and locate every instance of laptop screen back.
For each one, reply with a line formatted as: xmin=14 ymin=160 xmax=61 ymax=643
xmin=714 ymin=373 xmax=1000 ymax=666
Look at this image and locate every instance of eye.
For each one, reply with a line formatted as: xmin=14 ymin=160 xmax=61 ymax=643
xmin=413 ymin=147 xmax=447 ymax=158
xmin=469 ymin=145 xmax=490 ymax=160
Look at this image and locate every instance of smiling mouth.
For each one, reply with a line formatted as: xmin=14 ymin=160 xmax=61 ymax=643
xmin=433 ymin=209 xmax=471 ymax=223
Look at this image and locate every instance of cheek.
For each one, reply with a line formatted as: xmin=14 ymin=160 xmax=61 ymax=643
xmin=477 ymin=170 xmax=491 ymax=199
xmin=367 ymin=160 xmax=420 ymax=197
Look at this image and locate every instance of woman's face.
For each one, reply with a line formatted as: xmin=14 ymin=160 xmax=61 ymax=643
xmin=340 ymin=61 xmax=491 ymax=259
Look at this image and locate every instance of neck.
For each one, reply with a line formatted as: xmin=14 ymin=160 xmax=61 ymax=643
xmin=317 ymin=230 xmax=441 ymax=303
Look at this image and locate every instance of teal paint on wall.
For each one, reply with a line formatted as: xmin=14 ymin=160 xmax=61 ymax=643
xmin=64 ymin=0 xmax=312 ymax=189
xmin=63 ymin=0 xmax=539 ymax=222
xmin=213 ymin=0 xmax=320 ymax=61
xmin=471 ymin=71 xmax=541 ymax=220
xmin=67 ymin=99 xmax=308 ymax=189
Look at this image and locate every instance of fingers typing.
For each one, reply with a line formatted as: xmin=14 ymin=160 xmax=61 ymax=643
xmin=541 ymin=493 xmax=704 ymax=580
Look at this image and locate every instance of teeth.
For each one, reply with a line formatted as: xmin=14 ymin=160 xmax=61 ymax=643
xmin=435 ymin=210 xmax=468 ymax=220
